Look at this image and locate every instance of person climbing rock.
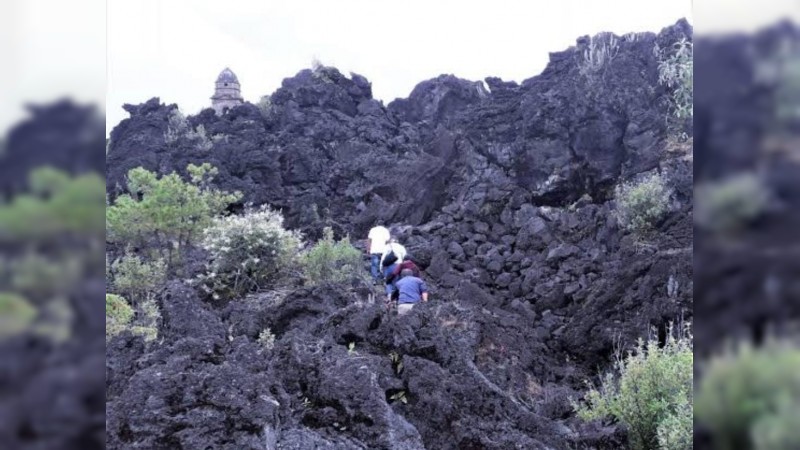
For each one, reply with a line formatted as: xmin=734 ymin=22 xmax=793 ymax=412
xmin=366 ymin=224 xmax=390 ymax=284
xmin=394 ymin=269 xmax=428 ymax=316
xmin=387 ymin=254 xmax=421 ymax=285
xmin=380 ymin=237 xmax=406 ymax=269
xmin=382 ymin=258 xmax=400 ymax=306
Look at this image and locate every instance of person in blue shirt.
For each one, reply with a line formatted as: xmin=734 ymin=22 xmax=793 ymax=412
xmin=383 ymin=260 xmax=399 ymax=303
xmin=393 ymin=269 xmax=429 ymax=316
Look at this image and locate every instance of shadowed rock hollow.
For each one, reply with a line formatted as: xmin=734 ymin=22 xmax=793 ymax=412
xmin=106 ymin=20 xmax=692 ymax=449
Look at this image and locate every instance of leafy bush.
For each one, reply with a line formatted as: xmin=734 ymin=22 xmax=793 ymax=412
xmin=106 ymin=164 xmax=241 ymax=265
xmin=751 ymin=401 xmax=800 ymax=450
xmin=130 ymin=298 xmax=161 ymax=343
xmin=106 ymin=293 xmax=133 ymax=339
xmin=573 ymin=327 xmax=693 ymax=450
xmin=695 ymin=173 xmax=771 ymax=233
xmin=165 ymin=109 xmax=189 ymax=143
xmin=105 ymin=293 xmax=160 ymax=342
xmin=656 ymin=401 xmax=693 ymax=450
xmin=614 ymin=173 xmax=672 ymax=233
xmin=186 ymin=124 xmax=213 ymax=151
xmin=301 ymin=227 xmax=364 ymax=285
xmin=165 ymin=109 xmax=213 ymax=150
xmin=198 ymin=206 xmax=302 ymax=299
xmin=695 ymin=341 xmax=800 ymax=450
xmin=657 ymin=37 xmax=693 ymax=120
xmin=0 ymin=293 xmax=38 ymax=339
xmin=110 ymin=251 xmax=167 ymax=303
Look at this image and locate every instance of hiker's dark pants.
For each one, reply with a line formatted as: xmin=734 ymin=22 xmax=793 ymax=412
xmin=370 ymin=254 xmax=382 ymax=281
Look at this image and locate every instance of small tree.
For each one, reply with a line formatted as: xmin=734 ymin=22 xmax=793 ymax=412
xmin=302 ymin=227 xmax=365 ymax=285
xmin=573 ymin=326 xmax=693 ymax=450
xmin=614 ymin=173 xmax=672 ymax=234
xmin=198 ymin=206 xmax=302 ymax=299
xmin=106 ymin=164 xmax=241 ymax=266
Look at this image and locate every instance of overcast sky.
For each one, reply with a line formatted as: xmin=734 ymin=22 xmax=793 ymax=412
xmin=4 ymin=1 xmax=800 ymax=136
xmin=0 ymin=0 xmax=105 ymax=135
xmin=106 ymin=0 xmax=696 ymax=133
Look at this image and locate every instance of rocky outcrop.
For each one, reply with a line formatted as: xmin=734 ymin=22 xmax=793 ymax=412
xmin=106 ymin=20 xmax=693 ymax=449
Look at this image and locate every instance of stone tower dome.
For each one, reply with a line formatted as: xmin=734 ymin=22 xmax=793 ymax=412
xmin=211 ymin=67 xmax=244 ymax=114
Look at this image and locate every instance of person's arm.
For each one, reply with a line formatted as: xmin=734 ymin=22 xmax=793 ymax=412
xmin=420 ymin=281 xmax=429 ymax=302
xmin=421 ymin=291 xmax=429 ymax=302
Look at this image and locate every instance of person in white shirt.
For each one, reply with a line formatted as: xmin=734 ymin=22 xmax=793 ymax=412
xmin=380 ymin=238 xmax=407 ymax=269
xmin=366 ymin=225 xmax=390 ymax=283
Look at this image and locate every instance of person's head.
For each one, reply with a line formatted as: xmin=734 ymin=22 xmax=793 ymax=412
xmin=403 ymin=254 xmax=412 ymax=262
xmin=401 ymin=269 xmax=413 ymax=278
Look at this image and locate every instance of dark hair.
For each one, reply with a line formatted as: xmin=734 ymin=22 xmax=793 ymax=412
xmin=403 ymin=254 xmax=412 ymax=261
xmin=401 ymin=268 xmax=414 ymax=278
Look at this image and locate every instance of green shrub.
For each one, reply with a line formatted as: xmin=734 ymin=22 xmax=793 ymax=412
xmin=573 ymin=327 xmax=693 ymax=450
xmin=751 ymin=401 xmax=800 ymax=450
xmin=110 ymin=251 xmax=167 ymax=303
xmin=165 ymin=109 xmax=189 ymax=143
xmin=105 ymin=293 xmax=160 ymax=342
xmin=302 ymin=227 xmax=364 ymax=285
xmin=656 ymin=401 xmax=693 ymax=450
xmin=657 ymin=37 xmax=693 ymax=120
xmin=130 ymin=298 xmax=161 ymax=343
xmin=106 ymin=163 xmax=241 ymax=265
xmin=0 ymin=293 xmax=38 ymax=339
xmin=695 ymin=173 xmax=771 ymax=233
xmin=185 ymin=124 xmax=213 ymax=151
xmin=614 ymin=173 xmax=672 ymax=233
xmin=198 ymin=206 xmax=302 ymax=299
xmin=695 ymin=341 xmax=800 ymax=450
xmin=106 ymin=293 xmax=133 ymax=339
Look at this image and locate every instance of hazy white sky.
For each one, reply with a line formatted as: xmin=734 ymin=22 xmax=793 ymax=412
xmin=106 ymin=0 xmax=694 ymax=133
xmin=3 ymin=1 xmax=800 ymax=136
xmin=0 ymin=0 xmax=105 ymax=134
